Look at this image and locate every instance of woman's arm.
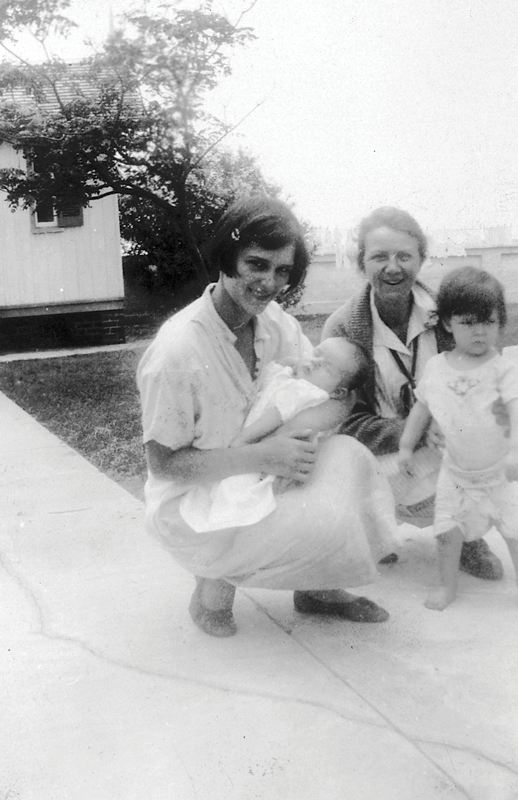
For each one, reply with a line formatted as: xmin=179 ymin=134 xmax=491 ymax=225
xmin=398 ymin=400 xmax=433 ymax=476
xmin=276 ymin=396 xmax=355 ymax=438
xmin=504 ymin=398 xmax=518 ymax=481
xmin=145 ymin=429 xmax=319 ymax=486
xmin=231 ymin=407 xmax=283 ymax=446
xmin=232 ymin=393 xmax=350 ymax=456
xmin=341 ymin=391 xmax=439 ymax=455
xmin=340 ymin=401 xmax=406 ymax=454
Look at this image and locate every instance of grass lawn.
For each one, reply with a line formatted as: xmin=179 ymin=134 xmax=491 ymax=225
xmin=1 ymin=309 xmax=517 ymax=496
xmin=0 ymin=347 xmax=149 ymax=489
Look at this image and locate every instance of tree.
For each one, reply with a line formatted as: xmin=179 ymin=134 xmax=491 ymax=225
xmin=119 ymin=143 xmax=281 ymax=289
xmin=0 ymin=0 xmax=277 ymax=290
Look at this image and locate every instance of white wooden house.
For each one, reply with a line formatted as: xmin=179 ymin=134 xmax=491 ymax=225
xmin=0 ymin=142 xmax=124 ymax=352
xmin=0 ymin=68 xmax=125 ymax=353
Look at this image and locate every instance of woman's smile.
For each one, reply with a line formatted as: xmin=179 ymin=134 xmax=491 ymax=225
xmin=249 ymin=286 xmax=274 ymax=302
xmin=218 ymin=243 xmax=296 ymax=325
xmin=363 ymin=226 xmax=423 ymax=301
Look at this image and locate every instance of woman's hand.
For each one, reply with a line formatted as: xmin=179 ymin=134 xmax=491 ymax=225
xmin=257 ymin=429 xmax=318 ymax=484
xmin=146 ymin=434 xmax=317 ymax=486
xmin=505 ymin=446 xmax=518 ymax=482
xmin=425 ymin=418 xmax=444 ymax=451
xmin=492 ymin=397 xmax=511 ymax=438
xmin=398 ymin=446 xmax=415 ymax=477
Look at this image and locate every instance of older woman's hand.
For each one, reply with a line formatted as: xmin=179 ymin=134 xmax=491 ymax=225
xmin=492 ymin=397 xmax=511 ymax=437
xmin=425 ymin=418 xmax=444 ymax=452
xmin=259 ymin=429 xmax=318 ymax=483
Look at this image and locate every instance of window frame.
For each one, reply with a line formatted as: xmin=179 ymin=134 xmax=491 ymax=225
xmin=33 ymin=196 xmax=58 ymax=228
xmin=31 ymin=196 xmax=84 ymax=231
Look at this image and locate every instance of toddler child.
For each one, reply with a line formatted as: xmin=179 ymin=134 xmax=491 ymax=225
xmin=180 ymin=337 xmax=369 ymax=532
xmin=398 ymin=266 xmax=518 ymax=609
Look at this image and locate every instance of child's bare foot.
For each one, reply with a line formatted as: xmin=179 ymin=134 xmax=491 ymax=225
xmin=424 ymin=586 xmax=457 ymax=610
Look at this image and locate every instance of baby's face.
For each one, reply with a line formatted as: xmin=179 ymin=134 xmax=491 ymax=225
xmin=292 ymin=339 xmax=356 ymax=393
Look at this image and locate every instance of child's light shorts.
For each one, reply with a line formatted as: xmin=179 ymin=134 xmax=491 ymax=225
xmin=434 ymin=456 xmax=518 ymax=541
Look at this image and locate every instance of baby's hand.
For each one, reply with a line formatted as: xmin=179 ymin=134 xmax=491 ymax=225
xmin=277 ymin=356 xmax=299 ymax=368
xmin=398 ymin=447 xmax=415 ymax=477
xmin=272 ymin=475 xmax=293 ymax=493
xmin=505 ymin=447 xmax=518 ymax=482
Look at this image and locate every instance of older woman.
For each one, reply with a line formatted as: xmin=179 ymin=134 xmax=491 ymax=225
xmin=137 ymin=197 xmax=398 ymax=637
xmin=322 ymin=206 xmax=504 ymax=580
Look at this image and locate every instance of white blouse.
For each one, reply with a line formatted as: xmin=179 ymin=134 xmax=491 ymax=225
xmin=370 ymin=284 xmax=438 ymax=420
xmin=137 ymin=285 xmax=313 ymax=510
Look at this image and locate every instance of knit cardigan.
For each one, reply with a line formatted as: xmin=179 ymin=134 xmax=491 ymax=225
xmin=322 ymin=281 xmax=453 ymax=456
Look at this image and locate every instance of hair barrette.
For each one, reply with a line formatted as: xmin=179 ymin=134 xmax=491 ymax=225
xmin=231 ymin=228 xmax=240 ymax=241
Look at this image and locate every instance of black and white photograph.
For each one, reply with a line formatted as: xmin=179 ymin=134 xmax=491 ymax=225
xmin=1 ymin=1 xmax=517 ymax=797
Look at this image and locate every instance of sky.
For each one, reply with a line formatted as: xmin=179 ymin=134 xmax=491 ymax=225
xmin=7 ymin=0 xmax=518 ymax=233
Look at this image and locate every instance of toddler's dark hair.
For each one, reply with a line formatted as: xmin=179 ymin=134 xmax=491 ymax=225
xmin=436 ymin=266 xmax=507 ymax=327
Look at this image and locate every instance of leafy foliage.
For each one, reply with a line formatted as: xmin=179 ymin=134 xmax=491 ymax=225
xmin=0 ymin=0 xmax=75 ymax=42
xmin=0 ymin=0 xmax=279 ymax=289
xmin=119 ymin=146 xmax=281 ymax=287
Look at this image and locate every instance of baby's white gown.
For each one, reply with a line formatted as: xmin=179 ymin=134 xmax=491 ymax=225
xmin=180 ymin=364 xmax=329 ymax=532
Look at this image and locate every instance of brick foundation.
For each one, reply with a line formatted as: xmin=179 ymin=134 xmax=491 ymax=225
xmin=0 ymin=309 xmax=126 ymax=354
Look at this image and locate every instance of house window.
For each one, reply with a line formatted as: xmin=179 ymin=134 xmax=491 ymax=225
xmin=33 ymin=196 xmax=84 ymax=229
xmin=34 ymin=197 xmax=57 ymax=227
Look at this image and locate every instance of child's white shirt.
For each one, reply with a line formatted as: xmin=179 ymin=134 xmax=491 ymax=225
xmin=415 ymin=352 xmax=518 ymax=471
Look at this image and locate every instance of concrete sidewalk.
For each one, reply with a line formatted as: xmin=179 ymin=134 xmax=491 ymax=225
xmin=1 ymin=390 xmax=517 ymax=800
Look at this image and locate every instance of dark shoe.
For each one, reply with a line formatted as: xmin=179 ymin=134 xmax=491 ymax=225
xmin=293 ymin=590 xmax=389 ymax=622
xmin=379 ymin=552 xmax=398 ymax=564
xmin=459 ymin=539 xmax=504 ymax=581
xmin=189 ymin=580 xmax=237 ymax=637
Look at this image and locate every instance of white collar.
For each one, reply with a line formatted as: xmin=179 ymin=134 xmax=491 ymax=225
xmin=196 ymin=283 xmax=271 ymax=346
xmin=371 ymin=284 xmax=436 ymax=354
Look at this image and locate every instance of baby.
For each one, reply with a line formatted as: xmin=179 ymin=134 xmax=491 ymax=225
xmin=180 ymin=337 xmax=369 ymax=532
xmin=398 ymin=267 xmax=518 ymax=610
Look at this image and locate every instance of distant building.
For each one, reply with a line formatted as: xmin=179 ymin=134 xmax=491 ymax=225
xmin=422 ymin=227 xmax=518 ymax=301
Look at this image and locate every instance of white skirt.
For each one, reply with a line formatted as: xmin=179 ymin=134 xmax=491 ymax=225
xmin=145 ymin=436 xmax=400 ymax=590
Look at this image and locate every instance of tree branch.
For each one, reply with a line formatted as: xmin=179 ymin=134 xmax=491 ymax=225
xmin=88 ymin=190 xmax=119 ymax=200
xmin=192 ymin=95 xmax=268 ymax=169
xmin=0 ymin=39 xmax=68 ymax=115
xmin=232 ymin=0 xmax=261 ymax=29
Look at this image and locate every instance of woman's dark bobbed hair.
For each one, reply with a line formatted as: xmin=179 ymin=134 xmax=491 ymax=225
xmin=209 ymin=195 xmax=310 ymax=291
xmin=436 ymin=266 xmax=507 ymax=327
xmin=356 ymin=206 xmax=428 ymax=271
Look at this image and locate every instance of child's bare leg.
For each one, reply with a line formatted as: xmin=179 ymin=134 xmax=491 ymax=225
xmin=503 ymin=538 xmax=518 ymax=587
xmin=425 ymin=527 xmax=464 ymax=610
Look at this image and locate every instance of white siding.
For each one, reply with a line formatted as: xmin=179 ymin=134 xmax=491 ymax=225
xmin=0 ymin=143 xmax=123 ymax=309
